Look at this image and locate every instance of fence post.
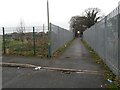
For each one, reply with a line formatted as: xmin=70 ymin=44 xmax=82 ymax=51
xmin=104 ymin=16 xmax=107 ymax=63
xmin=2 ymin=27 xmax=6 ymax=54
xmin=43 ymin=24 xmax=44 ymax=33
xmin=48 ymin=23 xmax=51 ymax=58
xmin=118 ymin=6 xmax=120 ymax=79
xmin=33 ymin=27 xmax=36 ymax=56
xmin=58 ymin=26 xmax=60 ymax=47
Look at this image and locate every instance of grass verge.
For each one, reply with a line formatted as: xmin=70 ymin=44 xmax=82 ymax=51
xmin=81 ymin=39 xmax=120 ymax=89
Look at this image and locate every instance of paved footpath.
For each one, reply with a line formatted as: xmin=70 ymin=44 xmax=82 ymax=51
xmin=2 ymin=38 xmax=107 ymax=88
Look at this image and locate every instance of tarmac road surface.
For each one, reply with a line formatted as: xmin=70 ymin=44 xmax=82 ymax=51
xmin=2 ymin=38 xmax=107 ymax=88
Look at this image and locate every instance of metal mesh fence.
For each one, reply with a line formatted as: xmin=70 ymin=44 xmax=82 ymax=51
xmin=2 ymin=24 xmax=74 ymax=58
xmin=35 ymin=26 xmax=48 ymax=57
xmin=50 ymin=23 xmax=74 ymax=54
xmin=0 ymin=28 xmax=2 ymax=54
xmin=83 ymin=5 xmax=120 ymax=78
xmin=0 ymin=27 xmax=1 ymax=90
xmin=2 ymin=26 xmax=49 ymax=58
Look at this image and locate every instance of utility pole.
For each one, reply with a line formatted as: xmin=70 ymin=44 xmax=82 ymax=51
xmin=47 ymin=0 xmax=51 ymax=58
xmin=47 ymin=0 xmax=50 ymax=32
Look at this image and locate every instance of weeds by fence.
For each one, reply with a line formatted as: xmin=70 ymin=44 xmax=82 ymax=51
xmin=50 ymin=23 xmax=74 ymax=54
xmin=83 ymin=5 xmax=120 ymax=78
xmin=2 ymin=23 xmax=74 ymax=58
xmin=2 ymin=25 xmax=48 ymax=58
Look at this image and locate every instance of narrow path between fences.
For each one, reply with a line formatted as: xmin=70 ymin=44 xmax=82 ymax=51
xmin=2 ymin=38 xmax=107 ymax=88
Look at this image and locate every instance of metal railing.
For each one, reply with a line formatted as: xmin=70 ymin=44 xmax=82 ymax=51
xmin=83 ymin=5 xmax=120 ymax=78
xmin=50 ymin=23 xmax=74 ymax=54
xmin=2 ymin=24 xmax=74 ymax=58
xmin=2 ymin=26 xmax=49 ymax=58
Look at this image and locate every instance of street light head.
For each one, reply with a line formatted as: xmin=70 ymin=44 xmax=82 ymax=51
xmin=77 ymin=31 xmax=80 ymax=34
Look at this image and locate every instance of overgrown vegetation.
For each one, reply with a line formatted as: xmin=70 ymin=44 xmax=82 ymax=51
xmin=81 ymin=39 xmax=120 ymax=89
xmin=3 ymin=35 xmax=48 ymax=58
xmin=3 ymin=33 xmax=74 ymax=59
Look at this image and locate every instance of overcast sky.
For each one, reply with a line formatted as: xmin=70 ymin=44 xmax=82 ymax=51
xmin=0 ymin=0 xmax=120 ymax=29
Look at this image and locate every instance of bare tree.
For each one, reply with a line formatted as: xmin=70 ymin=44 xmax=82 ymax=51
xmin=69 ymin=7 xmax=105 ymax=37
xmin=16 ymin=20 xmax=25 ymax=44
xmin=83 ymin=8 xmax=105 ymax=28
